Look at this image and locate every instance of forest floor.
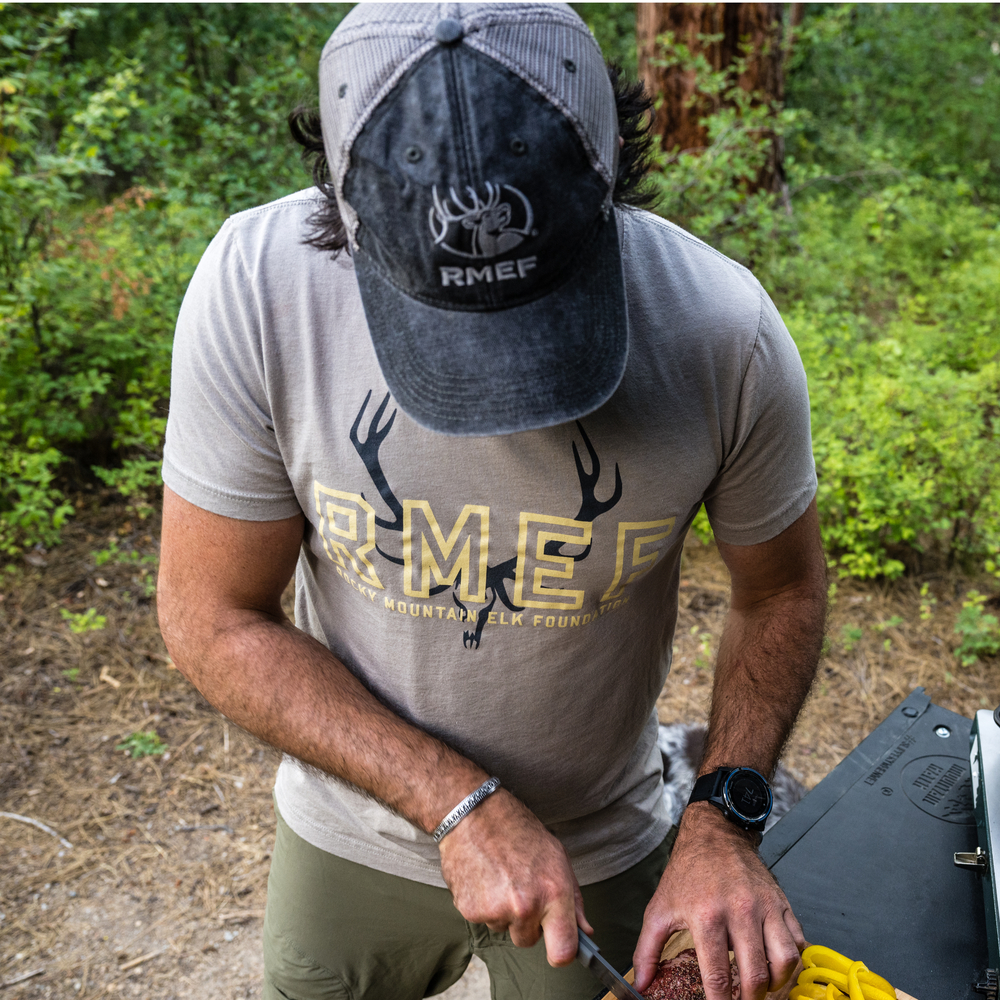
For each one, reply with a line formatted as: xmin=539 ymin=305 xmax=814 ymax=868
xmin=1 ymin=497 xmax=998 ymax=999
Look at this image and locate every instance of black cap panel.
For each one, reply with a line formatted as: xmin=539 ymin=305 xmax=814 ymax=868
xmin=352 ymin=212 xmax=628 ymax=437
xmin=344 ymin=42 xmax=609 ymax=313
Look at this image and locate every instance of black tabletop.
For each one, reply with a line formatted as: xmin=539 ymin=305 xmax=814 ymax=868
xmin=761 ymin=688 xmax=988 ymax=1000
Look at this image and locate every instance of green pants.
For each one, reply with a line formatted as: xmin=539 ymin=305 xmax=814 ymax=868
xmin=263 ymin=810 xmax=675 ymax=1000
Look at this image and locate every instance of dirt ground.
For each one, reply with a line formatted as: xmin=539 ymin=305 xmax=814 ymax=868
xmin=2 ymin=496 xmax=998 ymax=998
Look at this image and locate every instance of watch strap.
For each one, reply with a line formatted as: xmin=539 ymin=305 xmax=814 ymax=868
xmin=688 ymin=768 xmax=731 ymax=805
xmin=687 ymin=767 xmax=771 ymax=832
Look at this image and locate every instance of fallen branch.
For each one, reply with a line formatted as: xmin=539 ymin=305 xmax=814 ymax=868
xmin=0 ymin=812 xmax=73 ymax=849
xmin=141 ymin=826 xmax=168 ymax=859
xmin=175 ymin=824 xmax=233 ymax=834
xmin=98 ymin=665 xmax=121 ymax=689
xmin=217 ymin=909 xmax=266 ymax=923
xmin=136 ymin=649 xmax=173 ymax=665
xmin=118 ymin=949 xmax=164 ymax=972
xmin=1 ymin=968 xmax=45 ymax=988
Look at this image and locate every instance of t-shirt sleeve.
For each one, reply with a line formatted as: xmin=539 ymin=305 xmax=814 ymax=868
xmin=702 ymin=286 xmax=817 ymax=546
xmin=162 ymin=221 xmax=302 ymax=522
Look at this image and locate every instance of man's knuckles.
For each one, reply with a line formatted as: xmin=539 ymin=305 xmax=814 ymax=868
xmin=737 ymin=965 xmax=771 ymax=999
xmin=763 ymin=944 xmax=800 ymax=989
xmin=690 ymin=901 xmax=730 ymax=931
xmin=700 ymin=966 xmax=736 ymax=999
xmin=728 ymin=893 xmax=765 ymax=926
xmin=508 ymin=924 xmax=543 ymax=949
xmin=507 ymin=890 xmax=543 ymax=924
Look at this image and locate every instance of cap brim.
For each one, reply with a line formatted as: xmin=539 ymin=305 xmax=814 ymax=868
xmin=352 ymin=214 xmax=628 ymax=437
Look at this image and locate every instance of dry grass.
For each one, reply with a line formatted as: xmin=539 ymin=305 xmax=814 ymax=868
xmin=0 ymin=499 xmax=279 ymax=998
xmin=1 ymin=499 xmax=998 ymax=997
xmin=659 ymin=535 xmax=1000 ymax=788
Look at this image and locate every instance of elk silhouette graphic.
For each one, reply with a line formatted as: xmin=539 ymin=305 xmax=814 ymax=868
xmin=429 ymin=183 xmax=533 ymax=259
xmin=350 ymin=391 xmax=622 ymax=649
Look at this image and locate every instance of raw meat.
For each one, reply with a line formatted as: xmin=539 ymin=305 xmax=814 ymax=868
xmin=640 ymin=948 xmax=741 ymax=1000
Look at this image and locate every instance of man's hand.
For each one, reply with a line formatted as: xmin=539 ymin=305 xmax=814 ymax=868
xmin=631 ymin=499 xmax=824 ymax=999
xmin=633 ymin=804 xmax=804 ymax=1000
xmin=439 ymin=789 xmax=592 ymax=967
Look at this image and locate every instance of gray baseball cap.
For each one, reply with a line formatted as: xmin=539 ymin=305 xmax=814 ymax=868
xmin=319 ymin=3 xmax=627 ymax=436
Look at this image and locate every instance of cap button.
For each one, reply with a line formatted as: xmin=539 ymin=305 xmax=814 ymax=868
xmin=434 ymin=18 xmax=463 ymax=44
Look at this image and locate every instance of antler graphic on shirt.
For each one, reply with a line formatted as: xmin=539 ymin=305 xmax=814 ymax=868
xmin=459 ymin=424 xmax=623 ymax=648
xmin=348 ymin=393 xmax=623 ymax=649
xmin=543 ymin=421 xmax=623 ymax=562
xmin=350 ymin=390 xmax=405 ymax=565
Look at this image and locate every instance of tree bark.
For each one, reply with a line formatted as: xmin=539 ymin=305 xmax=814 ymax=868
xmin=636 ymin=3 xmax=786 ymax=192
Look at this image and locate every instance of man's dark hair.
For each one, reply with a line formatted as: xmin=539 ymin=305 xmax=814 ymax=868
xmin=288 ymin=63 xmax=657 ymax=255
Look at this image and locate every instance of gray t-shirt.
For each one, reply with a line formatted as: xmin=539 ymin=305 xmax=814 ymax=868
xmin=163 ymin=189 xmax=816 ymax=888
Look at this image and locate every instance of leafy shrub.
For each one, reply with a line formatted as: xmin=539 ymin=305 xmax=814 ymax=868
xmin=783 ymin=179 xmax=1000 ymax=578
xmin=60 ymin=607 xmax=107 ymax=633
xmin=642 ymin=26 xmax=1000 ymax=579
xmin=643 ymin=30 xmax=804 ymax=277
xmin=0 ymin=5 xmax=350 ymax=560
xmin=115 ymin=730 xmax=167 ymax=759
xmin=1 ymin=5 xmax=998 ymax=587
xmin=954 ymin=591 xmax=1000 ymax=667
xmin=0 ymin=446 xmax=75 ymax=558
xmin=787 ymin=4 xmax=1000 ymax=204
xmin=1 ymin=185 xmax=218 ymax=554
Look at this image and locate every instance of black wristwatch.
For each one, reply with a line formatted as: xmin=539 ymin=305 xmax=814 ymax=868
xmin=687 ymin=767 xmax=773 ymax=832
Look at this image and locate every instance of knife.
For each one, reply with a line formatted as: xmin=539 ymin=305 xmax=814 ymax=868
xmin=576 ymin=929 xmax=646 ymax=1000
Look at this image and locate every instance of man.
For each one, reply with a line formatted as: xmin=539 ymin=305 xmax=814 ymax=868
xmin=157 ymin=5 xmax=826 ymax=1000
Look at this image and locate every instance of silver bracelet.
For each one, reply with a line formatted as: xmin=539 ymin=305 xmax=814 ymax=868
xmin=432 ymin=777 xmax=502 ymax=843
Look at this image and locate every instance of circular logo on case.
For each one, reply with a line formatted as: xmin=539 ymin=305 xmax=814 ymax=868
xmin=900 ymin=755 xmax=975 ymax=824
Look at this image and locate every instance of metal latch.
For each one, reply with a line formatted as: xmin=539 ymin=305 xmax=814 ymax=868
xmin=974 ymin=969 xmax=999 ymax=1000
xmin=955 ymin=847 xmax=990 ymax=874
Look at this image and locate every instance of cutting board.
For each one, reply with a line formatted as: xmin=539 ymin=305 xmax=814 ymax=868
xmin=599 ymin=931 xmax=919 ymax=1000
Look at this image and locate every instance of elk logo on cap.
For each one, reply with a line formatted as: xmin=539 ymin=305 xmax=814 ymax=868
xmin=429 ymin=182 xmax=534 ymax=260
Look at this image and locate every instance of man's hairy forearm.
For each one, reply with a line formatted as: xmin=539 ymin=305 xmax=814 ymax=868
xmin=165 ymin=607 xmax=488 ymax=835
xmin=701 ymin=586 xmax=826 ymax=776
xmin=158 ymin=493 xmax=590 ymax=968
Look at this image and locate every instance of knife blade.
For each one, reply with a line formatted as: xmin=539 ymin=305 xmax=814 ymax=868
xmin=576 ymin=929 xmax=646 ymax=1000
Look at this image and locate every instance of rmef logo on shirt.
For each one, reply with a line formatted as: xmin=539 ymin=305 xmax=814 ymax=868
xmin=312 ymin=392 xmax=677 ymax=650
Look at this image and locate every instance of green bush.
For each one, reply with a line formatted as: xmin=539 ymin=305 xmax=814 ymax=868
xmin=954 ymin=591 xmax=1000 ymax=667
xmin=0 ymin=5 xmax=349 ymax=559
xmin=783 ymin=179 xmax=1000 ymax=578
xmin=787 ymin=4 xmax=1000 ymax=204
xmin=641 ymin=21 xmax=1000 ymax=580
xmin=643 ymin=30 xmax=804 ymax=278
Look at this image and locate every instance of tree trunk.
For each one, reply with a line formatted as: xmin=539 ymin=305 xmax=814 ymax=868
xmin=636 ymin=3 xmax=786 ymax=192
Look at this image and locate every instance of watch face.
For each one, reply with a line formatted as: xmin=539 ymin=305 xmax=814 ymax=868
xmin=724 ymin=769 xmax=772 ymax=823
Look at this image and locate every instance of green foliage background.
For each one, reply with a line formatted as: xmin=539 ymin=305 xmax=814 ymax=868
xmin=1 ymin=3 xmax=998 ymax=583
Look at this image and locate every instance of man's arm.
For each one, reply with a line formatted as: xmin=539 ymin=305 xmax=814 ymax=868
xmin=633 ymin=498 xmax=826 ymax=1000
xmin=157 ymin=486 xmax=591 ymax=965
